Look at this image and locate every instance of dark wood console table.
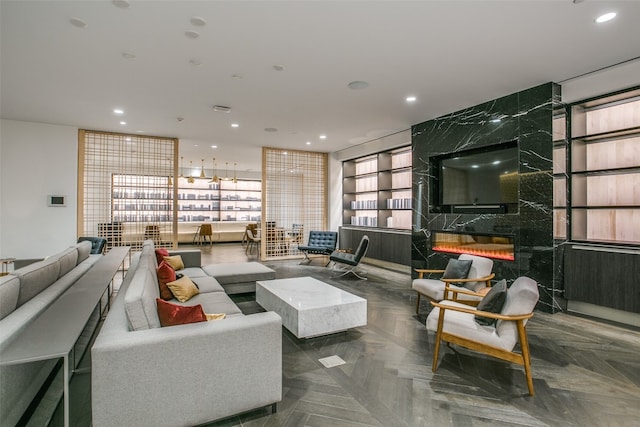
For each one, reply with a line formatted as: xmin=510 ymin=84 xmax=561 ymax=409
xmin=0 ymin=246 xmax=130 ymax=427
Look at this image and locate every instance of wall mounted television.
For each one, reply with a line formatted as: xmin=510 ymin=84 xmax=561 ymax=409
xmin=429 ymin=140 xmax=519 ymax=214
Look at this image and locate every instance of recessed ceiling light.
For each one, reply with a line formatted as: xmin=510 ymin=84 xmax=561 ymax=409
xmin=120 ymin=121 xmax=127 ymax=125
xmin=348 ymin=81 xmax=369 ymax=90
xmin=112 ymin=0 xmax=130 ymax=9
xmin=113 ymin=109 xmax=124 ymax=115
xmin=306 ymin=141 xmax=311 ymax=145
xmin=231 ymin=123 xmax=239 ymax=128
xmin=185 ymin=30 xmax=200 ymax=39
xmin=190 ymin=16 xmax=207 ymax=26
xmin=211 ymin=145 xmax=218 ymax=149
xmin=194 ymin=144 xmax=198 ymax=147
xmin=121 ymin=51 xmax=136 ymax=60
xmin=69 ymin=17 xmax=88 ymax=28
xmin=319 ymin=135 xmax=327 ymax=139
xmin=595 ymin=12 xmax=616 ymax=23
xmin=264 ymin=127 xmax=278 ymax=132
xmin=406 ymin=96 xmax=417 ymax=102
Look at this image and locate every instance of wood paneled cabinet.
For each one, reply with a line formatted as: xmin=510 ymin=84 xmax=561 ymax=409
xmin=569 ymin=87 xmax=640 ymax=244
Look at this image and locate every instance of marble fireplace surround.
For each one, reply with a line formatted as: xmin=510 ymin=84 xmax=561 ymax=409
xmin=412 ymin=82 xmax=565 ymax=314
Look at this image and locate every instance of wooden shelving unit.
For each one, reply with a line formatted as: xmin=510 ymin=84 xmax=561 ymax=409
xmin=342 ymin=146 xmax=412 ymax=230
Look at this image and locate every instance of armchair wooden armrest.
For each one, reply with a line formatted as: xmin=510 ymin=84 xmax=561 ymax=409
xmin=414 ymin=268 xmax=446 ymax=279
xmin=440 ymin=272 xmax=495 ymax=287
xmin=430 ymin=300 xmax=534 ymax=322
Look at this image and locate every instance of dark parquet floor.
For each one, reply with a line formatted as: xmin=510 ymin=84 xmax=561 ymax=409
xmin=49 ymin=243 xmax=640 ymax=427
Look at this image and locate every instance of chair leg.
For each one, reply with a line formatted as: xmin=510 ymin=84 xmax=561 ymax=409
xmin=415 ymin=292 xmax=421 ymax=314
xmin=299 ymin=252 xmax=312 ymax=265
xmin=331 ymin=264 xmax=367 ymax=280
xmin=432 ymin=308 xmax=446 ymax=372
xmin=517 ymin=320 xmax=535 ymax=396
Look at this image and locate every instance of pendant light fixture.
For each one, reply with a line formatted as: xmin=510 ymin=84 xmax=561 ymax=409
xmin=167 ymin=158 xmax=173 ymax=186
xmin=209 ymin=158 xmax=219 ymax=183
xmin=188 ymin=160 xmax=195 ymax=184
xmin=232 ymin=162 xmax=238 ymax=183
xmin=199 ymin=158 xmax=206 ymax=179
xmin=180 ymin=156 xmax=184 ymax=178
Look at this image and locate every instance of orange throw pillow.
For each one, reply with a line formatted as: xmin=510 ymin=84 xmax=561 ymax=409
xmin=156 ymin=298 xmax=206 ymax=327
xmin=156 ymin=260 xmax=176 ymax=301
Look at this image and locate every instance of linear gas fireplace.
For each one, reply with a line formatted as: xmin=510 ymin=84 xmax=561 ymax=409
xmin=431 ymin=230 xmax=515 ymax=261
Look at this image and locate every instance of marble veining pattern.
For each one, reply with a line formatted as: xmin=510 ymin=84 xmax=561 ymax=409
xmin=256 ymin=276 xmax=367 ymax=338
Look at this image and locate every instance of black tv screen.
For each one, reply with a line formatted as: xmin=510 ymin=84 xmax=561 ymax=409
xmin=430 ymin=140 xmax=519 ymax=213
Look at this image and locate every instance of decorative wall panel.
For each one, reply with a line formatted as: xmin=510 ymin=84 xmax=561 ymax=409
xmin=411 ymin=83 xmax=564 ymax=313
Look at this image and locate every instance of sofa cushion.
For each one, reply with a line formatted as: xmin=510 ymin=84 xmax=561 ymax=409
xmin=202 ymin=262 xmax=275 ymax=284
xmin=163 ymin=255 xmax=184 ymax=271
xmin=124 ymin=267 xmax=161 ymax=330
xmin=75 ymin=240 xmax=92 ymax=264
xmin=53 ymin=247 xmax=79 ymax=278
xmin=15 ymin=258 xmax=61 ymax=307
xmin=166 ymin=276 xmax=200 ymax=302
xmin=156 ymin=298 xmax=206 ymax=327
xmin=182 ymin=292 xmax=244 ymax=317
xmin=156 ymin=261 xmax=176 ymax=301
xmin=180 ymin=267 xmax=208 ymax=278
xmin=190 ymin=276 xmax=225 ymax=293
xmin=0 ymin=275 xmax=20 ymax=320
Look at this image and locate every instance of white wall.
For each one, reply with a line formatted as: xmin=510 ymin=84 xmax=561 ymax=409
xmin=0 ymin=119 xmax=78 ymax=259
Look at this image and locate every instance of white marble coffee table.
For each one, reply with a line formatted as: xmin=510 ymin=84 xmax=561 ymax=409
xmin=256 ymin=276 xmax=367 ymax=338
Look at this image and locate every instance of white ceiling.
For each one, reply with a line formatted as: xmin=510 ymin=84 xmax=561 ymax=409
xmin=2 ymin=0 xmax=639 ymax=173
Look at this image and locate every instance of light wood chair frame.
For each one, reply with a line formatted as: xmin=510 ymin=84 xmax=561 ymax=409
xmin=430 ymin=285 xmax=535 ymax=396
xmin=414 ymin=268 xmax=495 ymax=313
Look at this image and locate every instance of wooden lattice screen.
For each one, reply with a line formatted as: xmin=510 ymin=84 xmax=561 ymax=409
xmin=78 ymin=130 xmax=178 ymax=252
xmin=261 ymin=147 xmax=328 ymax=260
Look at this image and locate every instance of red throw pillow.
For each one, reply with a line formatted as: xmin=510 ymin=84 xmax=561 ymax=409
xmin=156 ymin=298 xmax=206 ymax=327
xmin=155 ymin=248 xmax=170 ymax=265
xmin=156 ymin=260 xmax=176 ymax=301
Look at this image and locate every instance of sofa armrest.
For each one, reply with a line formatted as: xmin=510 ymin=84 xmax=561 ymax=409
xmin=91 ymin=312 xmax=282 ymax=427
xmin=168 ymin=249 xmax=201 ymax=268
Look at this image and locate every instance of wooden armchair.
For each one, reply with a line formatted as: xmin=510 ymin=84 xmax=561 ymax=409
xmin=412 ymin=254 xmax=495 ymax=313
xmin=426 ymin=276 xmax=539 ymax=396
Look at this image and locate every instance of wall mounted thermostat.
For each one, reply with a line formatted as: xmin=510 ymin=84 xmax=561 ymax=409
xmin=48 ymin=195 xmax=66 ymax=207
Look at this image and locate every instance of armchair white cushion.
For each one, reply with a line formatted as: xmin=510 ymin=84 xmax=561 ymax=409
xmin=426 ymin=276 xmax=539 ymax=395
xmin=412 ymin=254 xmax=494 ymax=312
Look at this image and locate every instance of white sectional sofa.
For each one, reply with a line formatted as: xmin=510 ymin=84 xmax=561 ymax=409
xmin=0 ymin=241 xmax=101 ymax=426
xmin=91 ymin=240 xmax=282 ymax=426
